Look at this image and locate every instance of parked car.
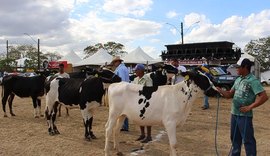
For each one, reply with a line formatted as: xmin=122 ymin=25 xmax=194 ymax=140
xmin=209 ymin=66 xmax=238 ymax=91
xmin=261 ymin=77 xmax=270 ymax=86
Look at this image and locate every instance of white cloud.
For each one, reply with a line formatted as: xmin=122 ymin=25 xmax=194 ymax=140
xmin=166 ymin=11 xmax=178 ymax=19
xmin=103 ymin=0 xmax=153 ymax=17
xmin=183 ymin=10 xmax=270 ymax=49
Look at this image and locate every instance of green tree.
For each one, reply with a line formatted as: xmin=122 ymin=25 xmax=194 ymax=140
xmin=245 ymin=37 xmax=270 ymax=71
xmin=0 ymin=45 xmax=49 ymax=71
xmin=83 ymin=41 xmax=127 ymax=58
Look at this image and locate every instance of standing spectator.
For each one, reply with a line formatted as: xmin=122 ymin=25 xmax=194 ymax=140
xmin=132 ymin=64 xmax=153 ymax=143
xmin=200 ymin=64 xmax=212 ymax=110
xmin=55 ymin=63 xmax=70 ymax=78
xmin=171 ymin=58 xmax=187 ymax=84
xmin=111 ymin=56 xmax=130 ymax=131
xmin=217 ymin=58 xmax=268 ymax=156
xmin=55 ymin=63 xmax=70 ymax=117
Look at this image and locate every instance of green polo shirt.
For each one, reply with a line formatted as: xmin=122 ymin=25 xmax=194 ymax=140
xmin=231 ymin=73 xmax=264 ymax=117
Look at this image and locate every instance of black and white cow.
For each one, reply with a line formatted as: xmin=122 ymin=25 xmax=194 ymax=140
xmin=45 ymin=67 xmax=96 ymax=117
xmin=104 ymin=70 xmax=220 ymax=156
xmin=1 ymin=71 xmax=50 ymax=117
xmin=45 ymin=68 xmax=121 ymax=140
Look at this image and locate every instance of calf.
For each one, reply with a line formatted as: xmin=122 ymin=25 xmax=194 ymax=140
xmin=1 ymin=71 xmax=50 ymax=117
xmin=104 ymin=70 xmax=220 ymax=156
xmin=45 ymin=68 xmax=121 ymax=140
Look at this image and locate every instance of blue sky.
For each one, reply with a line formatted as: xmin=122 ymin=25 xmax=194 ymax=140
xmin=0 ymin=0 xmax=270 ymax=59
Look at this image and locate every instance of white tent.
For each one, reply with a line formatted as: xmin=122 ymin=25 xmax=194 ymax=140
xmin=16 ymin=57 xmax=30 ymax=67
xmin=58 ymin=50 xmax=82 ymax=64
xmin=123 ymin=47 xmax=155 ymax=64
xmin=73 ymin=49 xmax=112 ymax=67
xmin=240 ymin=52 xmax=255 ymax=62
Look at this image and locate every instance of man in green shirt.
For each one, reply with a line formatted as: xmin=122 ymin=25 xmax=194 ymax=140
xmin=217 ymin=58 xmax=268 ymax=156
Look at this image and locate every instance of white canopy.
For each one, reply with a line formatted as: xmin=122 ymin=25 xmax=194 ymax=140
xmin=58 ymin=50 xmax=82 ymax=64
xmin=123 ymin=47 xmax=154 ymax=64
xmin=16 ymin=57 xmax=30 ymax=67
xmin=240 ymin=52 xmax=255 ymax=62
xmin=73 ymin=49 xmax=112 ymax=67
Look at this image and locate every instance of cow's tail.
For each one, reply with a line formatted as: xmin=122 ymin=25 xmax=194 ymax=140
xmin=1 ymin=84 xmax=4 ymax=98
xmin=103 ymin=88 xmax=109 ymax=107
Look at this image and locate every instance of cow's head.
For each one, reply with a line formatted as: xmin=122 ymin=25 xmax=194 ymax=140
xmin=181 ymin=70 xmax=220 ymax=97
xmin=96 ymin=68 xmax=121 ymax=83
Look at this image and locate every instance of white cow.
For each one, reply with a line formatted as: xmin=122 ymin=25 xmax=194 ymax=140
xmin=104 ymin=70 xmax=220 ymax=156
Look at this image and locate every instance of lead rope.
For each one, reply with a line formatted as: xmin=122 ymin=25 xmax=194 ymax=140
xmin=215 ymin=95 xmax=220 ymax=156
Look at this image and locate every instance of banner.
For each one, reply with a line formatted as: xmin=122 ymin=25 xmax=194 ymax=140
xmin=48 ymin=61 xmax=68 ymax=69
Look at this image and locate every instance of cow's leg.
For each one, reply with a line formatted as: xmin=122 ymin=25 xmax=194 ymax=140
xmin=52 ymin=102 xmax=60 ymax=134
xmin=8 ymin=93 xmax=15 ymax=116
xmin=58 ymin=105 xmax=62 ymax=117
xmin=37 ymin=98 xmax=43 ymax=117
xmin=65 ymin=107 xmax=69 ymax=116
xmin=105 ymin=114 xmax=118 ymax=156
xmin=81 ymin=108 xmax=93 ymax=141
xmin=2 ymin=91 xmax=10 ymax=117
xmin=164 ymin=122 xmax=178 ymax=156
xmin=45 ymin=102 xmax=59 ymax=135
xmin=113 ymin=115 xmax=125 ymax=152
xmin=45 ymin=105 xmax=54 ymax=135
xmin=31 ymin=96 xmax=39 ymax=118
xmin=89 ymin=117 xmax=97 ymax=139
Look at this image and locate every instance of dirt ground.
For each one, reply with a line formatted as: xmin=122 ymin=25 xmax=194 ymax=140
xmin=0 ymin=87 xmax=270 ymax=156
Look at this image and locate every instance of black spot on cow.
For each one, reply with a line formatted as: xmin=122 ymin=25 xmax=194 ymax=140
xmin=138 ymin=98 xmax=143 ymax=104
xmin=139 ymin=86 xmax=158 ymax=100
xmin=137 ymin=86 xmax=158 ymax=119
xmin=145 ymin=102 xmax=150 ymax=108
xmin=181 ymin=87 xmax=185 ymax=93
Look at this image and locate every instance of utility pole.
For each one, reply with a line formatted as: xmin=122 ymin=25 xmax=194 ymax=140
xmin=37 ymin=39 xmax=40 ymax=71
xmin=181 ymin=22 xmax=184 ymax=44
xmin=24 ymin=33 xmax=40 ymax=71
xmin=6 ymin=40 xmax=9 ymax=59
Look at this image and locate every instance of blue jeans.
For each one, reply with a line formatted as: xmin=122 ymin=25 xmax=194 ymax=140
xmin=122 ymin=117 xmax=129 ymax=130
xmin=203 ymin=95 xmax=209 ymax=108
xmin=230 ymin=114 xmax=256 ymax=156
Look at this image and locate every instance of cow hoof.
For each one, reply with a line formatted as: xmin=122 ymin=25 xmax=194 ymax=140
xmin=40 ymin=114 xmax=44 ymax=117
xmin=34 ymin=116 xmax=39 ymax=118
xmin=90 ymin=134 xmax=97 ymax=139
xmin=84 ymin=136 xmax=91 ymax=141
xmin=49 ymin=132 xmax=55 ymax=136
xmin=54 ymin=130 xmax=60 ymax=135
xmin=11 ymin=113 xmax=16 ymax=116
xmin=4 ymin=114 xmax=8 ymax=117
xmin=116 ymin=152 xmax=124 ymax=156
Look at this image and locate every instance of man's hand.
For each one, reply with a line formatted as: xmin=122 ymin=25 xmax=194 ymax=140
xmin=239 ymin=105 xmax=252 ymax=113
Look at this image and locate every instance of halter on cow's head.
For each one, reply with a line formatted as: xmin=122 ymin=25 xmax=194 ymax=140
xmin=181 ymin=70 xmax=220 ymax=97
xmin=95 ymin=68 xmax=121 ymax=83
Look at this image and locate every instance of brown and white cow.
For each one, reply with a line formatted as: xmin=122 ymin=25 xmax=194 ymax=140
xmin=104 ymin=70 xmax=220 ymax=156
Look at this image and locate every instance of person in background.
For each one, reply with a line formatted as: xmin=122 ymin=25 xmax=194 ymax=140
xmin=200 ymin=64 xmax=212 ymax=110
xmin=171 ymin=58 xmax=187 ymax=84
xmin=111 ymin=56 xmax=130 ymax=131
xmin=55 ymin=63 xmax=70 ymax=78
xmin=217 ymin=58 xmax=268 ymax=156
xmin=132 ymin=64 xmax=153 ymax=143
xmin=54 ymin=63 xmax=70 ymax=117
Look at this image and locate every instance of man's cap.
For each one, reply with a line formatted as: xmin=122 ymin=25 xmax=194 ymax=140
xmin=111 ymin=56 xmax=123 ymax=63
xmin=134 ymin=64 xmax=145 ymax=71
xmin=233 ymin=58 xmax=254 ymax=68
